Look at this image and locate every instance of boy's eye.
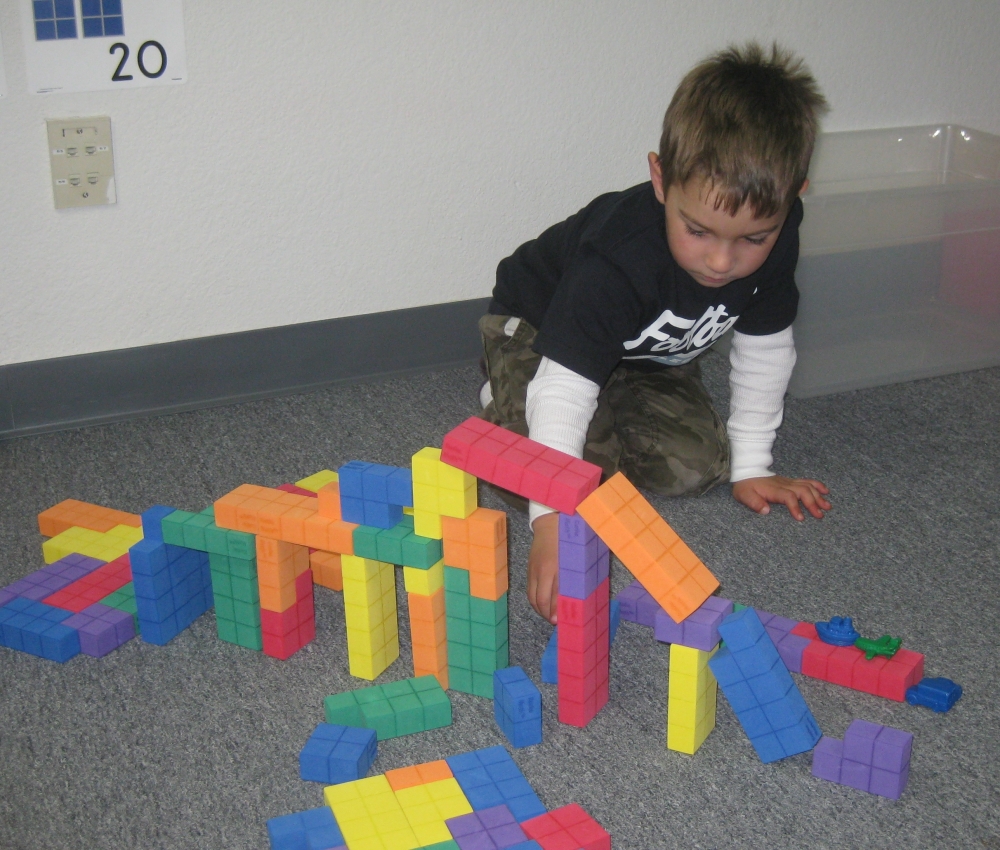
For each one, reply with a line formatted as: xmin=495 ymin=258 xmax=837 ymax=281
xmin=685 ymin=225 xmax=706 ymax=238
xmin=744 ymin=235 xmax=768 ymax=246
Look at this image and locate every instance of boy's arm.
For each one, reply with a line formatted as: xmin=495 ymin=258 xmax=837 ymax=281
xmin=728 ymin=327 xmax=830 ymax=520
xmin=524 ymin=357 xmax=601 ymax=623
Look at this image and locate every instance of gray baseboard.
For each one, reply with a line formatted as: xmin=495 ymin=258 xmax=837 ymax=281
xmin=0 ymin=298 xmax=490 ymax=440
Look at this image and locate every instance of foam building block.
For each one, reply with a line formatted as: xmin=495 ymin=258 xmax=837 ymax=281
xmin=406 ymin=572 xmax=449 ymax=689
xmin=0 ymin=597 xmax=80 ymax=661
xmin=324 ymin=774 xmax=418 ymax=849
xmin=324 ymin=676 xmax=452 ymax=740
xmin=708 ymin=608 xmax=822 ymax=763
xmin=38 ymin=499 xmax=141 ymax=537
xmin=353 ymin=515 xmax=444 ymax=571
xmin=442 ymin=508 xmax=509 ymax=601
xmin=609 ymin=598 xmax=621 ymax=646
xmin=299 ymin=723 xmax=377 ymax=785
xmin=42 ymin=523 xmax=143 ymax=565
xmin=557 ymin=577 xmax=610 ymax=728
xmin=811 ymin=720 xmax=913 ymax=800
xmin=256 ymin=536 xmax=315 ymax=660
xmin=440 ymin=417 xmax=601 ymax=514
xmin=310 ymin=550 xmax=343 ymax=592
xmin=655 ymin=595 xmax=733 ymax=651
xmin=295 ymin=469 xmax=340 ymax=493
xmin=793 ymin=622 xmax=924 ymax=701
xmin=341 ymin=553 xmax=399 ymax=679
xmin=446 ymin=804 xmax=530 ymax=849
xmin=667 ymin=643 xmax=718 ymax=754
xmin=557 ymin=514 xmax=609 ymax=601
xmin=521 ymin=804 xmax=611 ymax=850
xmin=384 ymin=760 xmax=474 ymax=847
xmin=2 ymin=553 xmax=106 ymax=603
xmin=412 ymin=446 xmax=478 ymax=539
xmin=444 ymin=566 xmax=509 ymax=699
xmin=576 ymin=472 xmax=719 ymax=623
xmin=266 ymin=804 xmax=346 ymax=850
xmin=42 ymin=554 xmax=132 ymax=613
xmin=541 ymin=630 xmax=558 ymax=685
xmin=62 ymin=603 xmax=135 ymax=657
xmin=615 ymin=580 xmax=661 ymax=628
xmin=338 ymin=460 xmax=412 ymax=528
xmin=445 ymin=746 xmax=546 ymax=823
xmin=494 ymin=667 xmax=543 ymax=748
xmin=755 ymin=610 xmax=810 ymax=674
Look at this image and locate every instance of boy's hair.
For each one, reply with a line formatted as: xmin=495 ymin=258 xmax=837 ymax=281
xmin=659 ymin=42 xmax=828 ymax=218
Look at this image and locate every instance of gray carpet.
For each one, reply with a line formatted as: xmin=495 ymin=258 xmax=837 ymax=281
xmin=1 ymin=351 xmax=997 ymax=849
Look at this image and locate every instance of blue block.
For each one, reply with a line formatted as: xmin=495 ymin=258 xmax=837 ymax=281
xmin=267 ymin=805 xmax=344 ymax=850
xmin=129 ymin=538 xmax=170 ymax=576
xmin=40 ymin=623 xmax=80 ymax=662
xmin=299 ymin=723 xmax=377 ymax=785
xmin=141 ymin=505 xmax=177 ymax=542
xmin=338 ymin=461 xmax=370 ymax=499
xmin=386 ymin=468 xmax=413 ymax=507
xmin=540 ymin=630 xmax=558 ymax=684
xmin=361 ymin=464 xmax=396 ymax=502
xmin=710 ymin=608 xmax=822 ymax=764
xmin=609 ymin=598 xmax=621 ymax=645
xmin=362 ymin=500 xmax=402 ymax=529
xmin=340 ymin=496 xmax=365 ymax=525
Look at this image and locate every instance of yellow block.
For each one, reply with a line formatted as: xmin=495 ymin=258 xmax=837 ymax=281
xmin=395 ymin=777 xmax=473 ymax=845
xmin=295 ymin=469 xmax=339 ymax=492
xmin=325 ymin=775 xmax=420 ymax=850
xmin=342 ymin=554 xmax=399 ymax=680
xmin=437 ymin=482 xmax=477 ymax=520
xmin=413 ymin=509 xmax=442 ymax=540
xmin=42 ymin=524 xmax=143 ymax=564
xmin=667 ymin=643 xmax=718 ymax=755
xmin=403 ymin=560 xmax=444 ymax=596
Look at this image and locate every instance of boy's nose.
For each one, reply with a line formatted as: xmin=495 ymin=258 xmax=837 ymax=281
xmin=705 ymin=246 xmax=734 ymax=274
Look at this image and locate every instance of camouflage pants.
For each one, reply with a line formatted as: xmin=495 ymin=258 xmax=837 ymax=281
xmin=479 ymin=314 xmax=730 ymax=498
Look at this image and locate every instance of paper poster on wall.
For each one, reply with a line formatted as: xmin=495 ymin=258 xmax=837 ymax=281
xmin=20 ymin=0 xmax=186 ymax=95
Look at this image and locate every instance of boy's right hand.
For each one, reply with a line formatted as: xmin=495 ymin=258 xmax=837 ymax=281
xmin=527 ymin=512 xmax=560 ymax=625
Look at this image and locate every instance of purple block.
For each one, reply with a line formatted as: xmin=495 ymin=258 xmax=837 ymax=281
xmin=558 ymin=513 xmax=596 ymax=544
xmin=840 ymin=758 xmax=872 ymax=792
xmin=615 ymin=581 xmax=663 ymax=628
xmin=775 ymin=632 xmax=810 ymax=674
xmin=63 ymin=603 xmax=135 ymax=657
xmin=842 ymin=719 xmax=883 ymax=764
xmin=767 ymin=614 xmax=799 ymax=634
xmin=811 ymin=736 xmax=843 ymax=782
xmin=870 ymin=764 xmax=909 ymax=799
xmin=872 ymin=726 xmax=913 ymax=773
xmin=558 ymin=514 xmax=610 ymax=601
xmin=655 ymin=595 xmax=732 ymax=651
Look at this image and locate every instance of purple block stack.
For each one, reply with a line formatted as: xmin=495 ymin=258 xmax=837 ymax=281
xmin=756 ymin=609 xmax=811 ymax=673
xmin=615 ymin=580 xmax=662 ymax=628
xmin=654 ymin=595 xmax=732 ymax=650
xmin=63 ymin=603 xmax=136 ymax=657
xmin=557 ymin=514 xmax=609 ymax=599
xmin=812 ymin=719 xmax=913 ymax=800
xmin=446 ymin=804 xmax=533 ymax=849
xmin=2 ymin=554 xmax=106 ymax=602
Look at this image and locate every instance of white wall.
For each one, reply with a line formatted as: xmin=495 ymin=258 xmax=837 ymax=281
xmin=2 ymin=0 xmax=998 ymax=367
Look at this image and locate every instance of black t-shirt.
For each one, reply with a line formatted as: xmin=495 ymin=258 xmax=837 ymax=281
xmin=491 ymin=182 xmax=801 ymax=386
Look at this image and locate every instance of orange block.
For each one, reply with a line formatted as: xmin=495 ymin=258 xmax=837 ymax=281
xmin=311 ymin=550 xmax=343 ymax=591
xmin=317 ymin=482 xmax=342 ymax=520
xmin=385 ymin=759 xmax=453 ymax=791
xmin=443 ymin=508 xmax=507 ymax=574
xmin=408 ymin=588 xmax=448 ymax=688
xmin=38 ymin=499 xmax=141 ymax=537
xmin=470 ymin=567 xmax=508 ymax=601
xmin=280 ymin=506 xmax=314 ymax=546
xmin=576 ymin=472 xmax=719 ymax=622
xmin=467 ymin=508 xmax=506 ymax=547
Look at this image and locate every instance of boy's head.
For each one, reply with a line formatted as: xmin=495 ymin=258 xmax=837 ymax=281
xmin=649 ymin=43 xmax=827 ymax=288
xmin=656 ymin=42 xmax=828 ymax=219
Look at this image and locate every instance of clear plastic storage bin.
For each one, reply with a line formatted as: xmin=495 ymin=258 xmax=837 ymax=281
xmin=789 ymin=124 xmax=1000 ymax=397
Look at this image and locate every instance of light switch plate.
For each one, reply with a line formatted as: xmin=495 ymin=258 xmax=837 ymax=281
xmin=47 ymin=116 xmax=117 ymax=209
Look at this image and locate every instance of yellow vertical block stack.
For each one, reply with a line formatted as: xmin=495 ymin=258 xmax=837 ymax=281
xmin=411 ymin=447 xmax=477 ymax=539
xmin=341 ymin=553 xmax=400 ymax=680
xmin=667 ymin=642 xmax=718 ymax=754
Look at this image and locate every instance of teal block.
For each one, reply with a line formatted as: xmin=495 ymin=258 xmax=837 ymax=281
xmin=381 ymin=679 xmax=414 ymax=699
xmin=161 ymin=511 xmax=192 ymax=546
xmin=469 ymin=595 xmax=507 ymax=626
xmin=471 ymin=644 xmax=507 ymax=671
xmin=444 ymin=566 xmax=470 ymax=593
xmin=470 ymin=620 xmax=507 ymax=652
xmin=449 ymin=642 xmax=472 ymax=669
xmin=389 ymin=693 xmax=424 ymax=735
xmin=417 ymin=686 xmax=452 ymax=729
xmin=376 ymin=525 xmax=409 ymax=564
xmin=355 ymin=687 xmax=388 ymax=706
xmin=235 ymin=623 xmax=262 ymax=650
xmin=210 ymin=569 xmax=233 ymax=599
xmin=400 ymin=532 xmax=443 ymax=569
xmin=419 ymin=842 xmax=459 ymax=850
xmin=410 ymin=675 xmax=441 ymax=694
xmin=447 ymin=618 xmax=471 ymax=646
xmin=228 ymin=557 xmax=257 ymax=581
xmin=208 ymin=551 xmax=231 ymax=572
xmin=203 ymin=523 xmax=231 ymax=556
xmin=232 ymin=599 xmax=260 ymax=628
xmin=449 ymin=666 xmax=474 ymax=694
xmin=353 ymin=526 xmax=380 ymax=560
xmin=227 ymin=532 xmax=256 ymax=560
xmin=471 ymin=671 xmax=494 ymax=699
xmin=230 ymin=575 xmax=259 ymax=605
xmin=446 ymin=591 xmax=470 ymax=621
xmin=324 ymin=692 xmax=364 ymax=727
xmin=216 ymin=618 xmax=238 ymax=643
xmin=214 ymin=594 xmax=235 ymax=621
xmin=361 ymin=698 xmax=398 ymax=739
xmin=181 ymin=513 xmax=213 ymax=551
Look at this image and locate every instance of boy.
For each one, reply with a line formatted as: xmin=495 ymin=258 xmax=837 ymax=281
xmin=479 ymin=43 xmax=831 ymax=624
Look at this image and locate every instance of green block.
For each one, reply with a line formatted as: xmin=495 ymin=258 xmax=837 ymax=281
xmin=208 ymin=551 xmax=231 ymax=572
xmin=496 ymin=642 xmax=509 ymax=669
xmin=444 ymin=566 xmax=470 ymax=593
xmin=227 ymin=532 xmax=256 ymax=560
xmin=214 ymin=594 xmax=235 ymax=621
xmin=100 ymin=582 xmax=139 ymax=631
xmin=400 ymin=532 xmax=443 ymax=569
xmin=235 ymin=622 xmax=263 ymax=651
xmin=733 ymin=602 xmax=748 ymax=612
xmin=469 ymin=594 xmax=507 ymax=626
xmin=228 ymin=557 xmax=257 ymax=581
xmin=203 ymin=523 xmax=231 ymax=556
xmin=448 ymin=642 xmax=471 ymax=669
xmin=361 ymin=697 xmax=397 ymax=740
xmin=230 ymin=575 xmax=259 ymax=605
xmin=448 ymin=666 xmax=474 ymax=694
xmin=232 ymin=599 xmax=261 ymax=628
xmin=181 ymin=513 xmax=214 ymax=551
xmin=398 ymin=514 xmax=415 ymax=530
xmin=470 ymin=645 xmax=507 ymax=672
xmin=324 ymin=692 xmax=364 ymax=727
xmin=381 ymin=679 xmax=415 ymax=699
xmin=355 ymin=686 xmax=389 ymax=706
xmin=470 ymin=620 xmax=507 ymax=652
xmin=417 ymin=686 xmax=452 ymax=729
xmin=410 ymin=675 xmax=440 ymax=693
xmin=352 ymin=526 xmax=381 ymax=560
xmin=445 ymin=591 xmax=470 ymax=621
xmin=210 ymin=569 xmax=233 ymax=599
xmin=471 ymin=671 xmax=494 ymax=699
xmin=446 ymin=618 xmax=471 ymax=646
xmin=161 ymin=510 xmax=192 ymax=546
xmin=376 ymin=525 xmax=409 ymax=565
xmin=216 ymin=617 xmax=239 ymax=644
xmin=388 ymin=693 xmax=424 ymax=735
xmin=419 ymin=841 xmax=459 ymax=850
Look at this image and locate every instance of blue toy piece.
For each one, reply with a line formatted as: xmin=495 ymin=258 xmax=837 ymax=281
xmin=816 ymin=616 xmax=860 ymax=646
xmin=906 ymin=677 xmax=963 ymax=713
xmin=494 ymin=666 xmax=543 ymax=748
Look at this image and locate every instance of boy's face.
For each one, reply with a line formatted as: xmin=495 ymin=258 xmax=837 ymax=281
xmin=648 ymin=152 xmax=800 ymax=289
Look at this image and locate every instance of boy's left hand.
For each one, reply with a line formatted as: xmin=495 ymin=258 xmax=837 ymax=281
xmin=732 ymin=475 xmax=830 ymax=520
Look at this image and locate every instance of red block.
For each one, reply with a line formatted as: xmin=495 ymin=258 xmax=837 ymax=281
xmin=791 ymin=621 xmax=818 ymax=639
xmin=557 ymin=578 xmax=609 ymax=727
xmin=441 ymin=417 xmax=602 ymax=514
xmin=277 ymin=483 xmax=317 ymax=497
xmin=522 ymin=804 xmax=611 ymax=850
xmin=801 ymin=637 xmax=924 ymax=702
xmin=260 ymin=571 xmax=314 ymax=659
xmin=43 ymin=554 xmax=132 ymax=612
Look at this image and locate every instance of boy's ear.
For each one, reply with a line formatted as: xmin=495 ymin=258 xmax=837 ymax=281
xmin=648 ymin=152 xmax=666 ymax=204
xmin=799 ymin=178 xmax=810 ymax=196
